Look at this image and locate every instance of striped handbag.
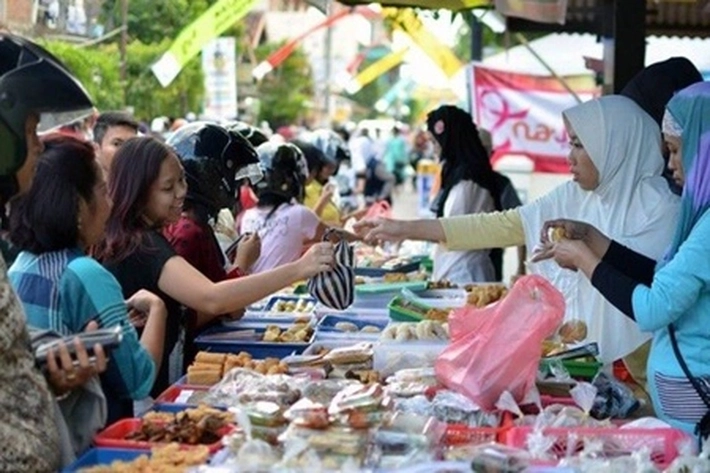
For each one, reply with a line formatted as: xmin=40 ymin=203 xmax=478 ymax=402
xmin=307 ymin=229 xmax=354 ymax=310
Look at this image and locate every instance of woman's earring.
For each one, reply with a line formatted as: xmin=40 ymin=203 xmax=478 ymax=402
xmin=77 ymin=217 xmax=83 ymax=231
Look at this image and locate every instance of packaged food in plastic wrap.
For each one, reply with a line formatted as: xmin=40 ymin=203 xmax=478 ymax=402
xmin=466 ymin=442 xmax=534 ymax=472
xmin=590 ymin=372 xmax=640 ymax=419
xmin=241 ymin=400 xmax=286 ymax=427
xmin=301 ymin=378 xmax=358 ymax=406
xmin=431 ymin=390 xmax=501 ymax=427
xmin=278 ymin=424 xmax=371 ymax=458
xmin=284 ymin=398 xmax=330 ymax=429
xmin=664 ymin=436 xmax=707 ymax=473
xmin=204 ymin=368 xmax=303 ymax=408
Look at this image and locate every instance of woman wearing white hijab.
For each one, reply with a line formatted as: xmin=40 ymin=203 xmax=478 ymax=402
xmin=355 ymin=95 xmax=680 ymax=366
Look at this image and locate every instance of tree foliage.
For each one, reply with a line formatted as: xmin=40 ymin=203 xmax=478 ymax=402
xmin=254 ymin=41 xmax=314 ymax=129
xmin=43 ymin=39 xmax=204 ymax=120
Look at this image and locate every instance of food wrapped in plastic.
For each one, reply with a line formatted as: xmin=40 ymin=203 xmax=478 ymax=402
xmin=203 ymin=368 xmax=304 ymax=408
xmin=385 ymin=368 xmax=439 ymax=397
xmin=430 ymin=390 xmax=501 ymax=427
xmin=301 ymin=378 xmax=359 ymax=406
xmin=465 ymin=442 xmax=533 ymax=472
xmin=241 ymin=400 xmax=286 ymax=427
xmin=329 ymin=383 xmax=386 ymax=414
xmin=284 ymin=398 xmax=330 ymax=429
xmin=590 ymin=372 xmax=640 ymax=419
xmin=278 ymin=424 xmax=371 ymax=458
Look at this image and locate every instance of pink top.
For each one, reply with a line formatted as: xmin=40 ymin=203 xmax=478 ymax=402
xmin=240 ymin=204 xmax=320 ymax=273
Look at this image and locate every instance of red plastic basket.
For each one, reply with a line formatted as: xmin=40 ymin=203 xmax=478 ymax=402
xmin=154 ymin=384 xmax=210 ymax=405
xmin=442 ymin=411 xmax=514 ymax=447
xmin=503 ymin=426 xmax=689 ymax=468
xmin=94 ymin=418 xmax=235 ymax=453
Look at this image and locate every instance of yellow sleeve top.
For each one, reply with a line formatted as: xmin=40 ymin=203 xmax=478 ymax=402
xmin=439 ymin=209 xmax=526 ymax=250
xmin=304 ymin=181 xmax=342 ymax=226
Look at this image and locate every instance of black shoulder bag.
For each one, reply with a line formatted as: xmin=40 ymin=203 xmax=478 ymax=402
xmin=668 ymin=324 xmax=710 ymax=441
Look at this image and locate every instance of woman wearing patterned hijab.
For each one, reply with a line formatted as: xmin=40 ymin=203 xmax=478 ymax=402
xmin=426 ymin=105 xmax=501 ymax=284
xmin=537 ymin=82 xmax=710 ymax=437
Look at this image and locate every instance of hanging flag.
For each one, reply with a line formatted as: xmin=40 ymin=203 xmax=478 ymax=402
xmin=253 ymin=5 xmax=378 ymax=80
xmin=495 ymin=0 xmax=569 ymax=25
xmin=152 ymin=0 xmax=258 ymax=87
xmin=383 ymin=8 xmax=463 ymax=78
xmin=345 ymin=47 xmax=409 ymax=94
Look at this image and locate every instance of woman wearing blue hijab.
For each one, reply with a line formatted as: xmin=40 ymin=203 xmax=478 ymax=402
xmin=536 ymin=81 xmax=710 ymax=438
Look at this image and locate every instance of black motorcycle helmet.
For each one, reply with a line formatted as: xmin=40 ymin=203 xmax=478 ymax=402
xmin=253 ymin=142 xmax=308 ymax=203
xmin=167 ymin=122 xmax=262 ymax=217
xmin=0 ymin=34 xmax=93 ymax=179
xmin=225 ymin=121 xmax=268 ymax=148
xmin=291 ymin=139 xmax=328 ymax=180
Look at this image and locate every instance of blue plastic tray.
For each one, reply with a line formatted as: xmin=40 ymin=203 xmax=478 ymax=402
xmin=264 ymin=295 xmax=317 ymax=314
xmin=63 ymin=448 xmax=146 ymax=472
xmin=316 ymin=315 xmax=388 ymax=340
xmin=194 ymin=325 xmax=313 ymax=358
xmin=354 ymin=259 xmax=421 ymax=277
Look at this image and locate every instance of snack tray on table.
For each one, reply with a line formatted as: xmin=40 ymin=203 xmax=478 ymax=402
xmin=152 ymin=384 xmax=213 ymax=412
xmin=315 ymin=314 xmax=389 ymax=341
xmin=195 ymin=325 xmax=314 ymax=358
xmin=62 ymin=448 xmax=147 ymax=472
xmin=352 ymin=281 xmax=428 ymax=310
xmin=354 ymin=258 xmax=421 ymax=277
xmin=94 ymin=418 xmax=235 ymax=453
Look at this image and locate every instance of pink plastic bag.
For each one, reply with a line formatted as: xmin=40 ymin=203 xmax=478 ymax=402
xmin=435 ymin=275 xmax=565 ymax=410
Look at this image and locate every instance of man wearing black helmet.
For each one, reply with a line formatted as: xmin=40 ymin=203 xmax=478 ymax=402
xmin=0 ymin=33 xmax=106 ymax=471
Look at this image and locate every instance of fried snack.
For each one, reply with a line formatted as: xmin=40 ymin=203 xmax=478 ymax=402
xmin=188 ymin=351 xmax=288 ymax=383
xmin=195 ymin=352 xmax=226 ymax=365
xmin=383 ymin=272 xmax=408 ymax=283
xmin=126 ymin=406 xmax=231 ymax=446
xmin=186 ymin=366 xmax=221 ymax=385
xmin=465 ymin=284 xmax=508 ymax=307
xmin=261 ymin=323 xmax=314 ymax=343
xmin=549 ymin=226 xmax=567 ymax=243
xmin=334 ymin=321 xmax=359 ymax=332
xmin=425 ymin=307 xmax=451 ymax=322
xmin=427 ymin=280 xmax=458 ymax=289
xmin=360 ymin=325 xmax=381 ymax=334
xmin=558 ymin=320 xmax=588 ymax=343
xmin=79 ymin=443 xmax=209 ymax=473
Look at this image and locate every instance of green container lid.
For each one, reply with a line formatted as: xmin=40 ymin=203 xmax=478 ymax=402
xmin=540 ymin=359 xmax=602 ymax=380
xmin=388 ymin=295 xmax=429 ymax=322
xmin=355 ymin=281 xmax=427 ymax=295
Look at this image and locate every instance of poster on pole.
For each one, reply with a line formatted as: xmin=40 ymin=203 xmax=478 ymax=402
xmin=202 ymin=37 xmax=237 ymax=121
xmin=470 ymin=64 xmax=598 ymax=173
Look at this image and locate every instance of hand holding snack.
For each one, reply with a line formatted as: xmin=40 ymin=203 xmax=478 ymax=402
xmin=234 ymin=232 xmax=261 ymax=271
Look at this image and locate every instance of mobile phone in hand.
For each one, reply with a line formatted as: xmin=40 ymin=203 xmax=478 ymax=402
xmin=34 ymin=326 xmax=123 ymax=370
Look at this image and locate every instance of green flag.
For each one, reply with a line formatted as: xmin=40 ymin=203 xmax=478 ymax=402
xmin=152 ymin=0 xmax=258 ymax=87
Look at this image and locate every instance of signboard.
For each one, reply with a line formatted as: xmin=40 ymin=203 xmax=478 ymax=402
xmin=202 ymin=37 xmax=237 ymax=121
xmin=470 ymin=64 xmax=598 ymax=173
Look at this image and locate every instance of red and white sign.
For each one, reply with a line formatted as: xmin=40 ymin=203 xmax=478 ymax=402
xmin=470 ymin=65 xmax=599 ymax=173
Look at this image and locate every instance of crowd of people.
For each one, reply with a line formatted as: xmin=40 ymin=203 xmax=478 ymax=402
xmin=2 ymin=30 xmax=710 ymax=471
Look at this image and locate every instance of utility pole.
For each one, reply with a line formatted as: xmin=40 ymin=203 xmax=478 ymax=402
xmin=470 ymin=14 xmax=483 ymax=62
xmin=119 ymin=0 xmax=129 ymax=105
xmin=323 ymin=20 xmax=333 ymax=127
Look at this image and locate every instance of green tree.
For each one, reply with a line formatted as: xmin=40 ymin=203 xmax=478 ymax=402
xmin=125 ymin=39 xmax=204 ymax=119
xmin=254 ymin=41 xmax=314 ymax=129
xmin=42 ymin=40 xmax=123 ymax=111
xmin=101 ymin=0 xmax=213 ymax=44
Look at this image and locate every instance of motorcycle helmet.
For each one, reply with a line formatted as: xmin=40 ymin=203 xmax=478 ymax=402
xmin=225 ymin=121 xmax=268 ymax=148
xmin=167 ymin=121 xmax=261 ymax=216
xmin=1 ymin=33 xmax=93 ymax=177
xmin=253 ymin=142 xmax=308 ymax=202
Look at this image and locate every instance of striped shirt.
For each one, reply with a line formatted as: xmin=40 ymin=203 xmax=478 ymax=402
xmin=8 ymin=248 xmax=155 ymax=422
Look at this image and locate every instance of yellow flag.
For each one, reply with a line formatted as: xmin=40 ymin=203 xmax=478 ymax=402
xmin=152 ymin=0 xmax=258 ymax=87
xmin=346 ymin=48 xmax=409 ymax=94
xmin=383 ymin=8 xmax=463 ymax=78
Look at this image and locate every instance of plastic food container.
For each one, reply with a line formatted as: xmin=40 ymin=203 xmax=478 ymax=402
xmin=353 ymin=281 xmax=427 ymax=310
xmin=264 ymin=295 xmax=317 ymax=316
xmin=221 ymin=314 xmax=315 ymax=329
xmin=403 ymin=288 xmax=468 ymax=309
xmin=152 ymin=385 xmax=212 ymax=412
xmin=194 ymin=326 xmax=313 ymax=358
xmin=94 ymin=418 xmax=234 ymax=453
xmin=374 ymin=340 xmax=448 ymax=377
xmin=387 ymin=296 xmax=432 ymax=322
xmin=62 ymin=448 xmax=146 ymax=472
xmin=315 ymin=315 xmax=388 ymax=341
xmin=539 ymin=359 xmax=603 ymax=380
xmin=503 ymin=426 xmax=689 ymax=469
xmin=354 ymin=259 xmax=421 ymax=277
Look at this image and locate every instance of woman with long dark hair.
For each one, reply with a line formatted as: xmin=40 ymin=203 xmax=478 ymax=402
xmin=427 ymin=105 xmax=502 ymax=284
xmin=95 ymin=136 xmax=334 ymax=396
xmin=8 ymin=135 xmax=166 ymax=427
